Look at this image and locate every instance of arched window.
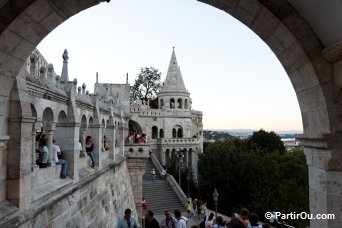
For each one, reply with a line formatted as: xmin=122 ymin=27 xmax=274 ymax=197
xmin=152 ymin=126 xmax=158 ymax=139
xmin=159 ymin=129 xmax=164 ymax=138
xmin=166 ymin=149 xmax=171 ymax=165
xmin=172 ymin=128 xmax=176 ymax=138
xmin=184 ymin=99 xmax=188 ymax=109
xmin=177 ymin=128 xmax=183 ymax=138
xmin=170 ymin=98 xmax=175 ymax=109
xmin=177 ymin=98 xmax=182 ymax=109
xmin=160 ymin=99 xmax=164 ymax=109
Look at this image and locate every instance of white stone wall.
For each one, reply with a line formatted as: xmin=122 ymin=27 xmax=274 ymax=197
xmin=18 ymin=161 xmax=138 ymax=228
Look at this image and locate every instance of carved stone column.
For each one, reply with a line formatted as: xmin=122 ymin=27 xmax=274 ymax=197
xmin=126 ymin=145 xmax=149 ymax=221
xmin=87 ymin=124 xmax=103 ymax=169
xmin=8 ymin=116 xmax=35 ymax=209
xmin=106 ymin=124 xmax=116 ymax=161
xmin=298 ymin=134 xmax=342 ymax=227
xmin=117 ymin=124 xmax=126 ymax=157
xmin=160 ymin=150 xmax=166 ymax=167
xmin=54 ymin=122 xmax=81 ymax=181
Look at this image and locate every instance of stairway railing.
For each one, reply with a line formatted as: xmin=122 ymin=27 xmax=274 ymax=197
xmin=150 ymin=152 xmax=188 ymax=208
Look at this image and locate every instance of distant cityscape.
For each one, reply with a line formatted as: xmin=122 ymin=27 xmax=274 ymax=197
xmin=203 ymin=129 xmax=302 ymax=151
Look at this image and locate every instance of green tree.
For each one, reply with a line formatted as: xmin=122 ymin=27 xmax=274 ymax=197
xmin=247 ymin=129 xmax=286 ymax=154
xmin=130 ymin=67 xmax=163 ymax=108
xmin=197 ymin=136 xmax=309 ymax=227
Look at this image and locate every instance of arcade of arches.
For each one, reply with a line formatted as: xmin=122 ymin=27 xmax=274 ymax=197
xmin=0 ymin=0 xmax=342 ymax=227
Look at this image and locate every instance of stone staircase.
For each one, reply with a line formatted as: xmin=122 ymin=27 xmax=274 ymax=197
xmin=142 ymin=159 xmax=185 ymax=215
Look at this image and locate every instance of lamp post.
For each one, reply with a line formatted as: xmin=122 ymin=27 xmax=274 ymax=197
xmin=186 ymin=170 xmax=190 ymax=198
xmin=212 ymin=188 xmax=219 ymax=222
xmin=176 ymin=149 xmax=184 ymax=186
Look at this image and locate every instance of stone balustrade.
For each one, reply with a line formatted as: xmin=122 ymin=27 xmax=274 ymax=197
xmin=157 ymin=138 xmax=200 ymax=145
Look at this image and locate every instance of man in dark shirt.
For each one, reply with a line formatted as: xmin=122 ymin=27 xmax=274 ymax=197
xmin=145 ymin=210 xmax=160 ymax=228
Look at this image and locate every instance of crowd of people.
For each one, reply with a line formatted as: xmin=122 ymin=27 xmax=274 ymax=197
xmin=116 ymin=198 xmax=270 ymax=228
xmin=126 ymin=130 xmax=147 ymax=144
xmin=117 ymin=205 xmax=271 ymax=228
xmin=35 ymin=137 xmax=68 ymax=179
xmin=117 ymin=208 xmax=187 ymax=228
xmin=35 ymin=134 xmax=109 ymax=179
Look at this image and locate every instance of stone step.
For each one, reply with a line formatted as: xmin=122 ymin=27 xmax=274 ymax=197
xmin=142 ymin=159 xmax=184 ymax=215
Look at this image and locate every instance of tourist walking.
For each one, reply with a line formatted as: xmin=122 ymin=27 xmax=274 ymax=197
xmin=85 ymin=136 xmax=95 ymax=168
xmin=186 ymin=201 xmax=192 ymax=218
xmin=192 ymin=199 xmax=198 ymax=217
xmin=151 ymin=168 xmax=156 ymax=181
xmin=199 ymin=202 xmax=207 ymax=220
xmin=51 ymin=138 xmax=68 ymax=179
xmin=174 ymin=209 xmax=186 ymax=228
xmin=117 ymin=208 xmax=138 ymax=228
xmin=160 ymin=210 xmax=176 ymax=228
xmin=145 ymin=210 xmax=160 ymax=228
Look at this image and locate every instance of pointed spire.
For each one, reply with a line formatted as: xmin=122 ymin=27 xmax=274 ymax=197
xmin=96 ymin=72 xmax=99 ymax=83
xmin=126 ymin=73 xmax=129 ymax=84
xmin=61 ymin=49 xmax=69 ymax=82
xmin=160 ymin=47 xmax=188 ymax=93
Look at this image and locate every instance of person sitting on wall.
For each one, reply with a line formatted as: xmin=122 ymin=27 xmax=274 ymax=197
xmin=36 ymin=137 xmax=50 ymax=168
xmin=51 ymin=138 xmax=68 ymax=179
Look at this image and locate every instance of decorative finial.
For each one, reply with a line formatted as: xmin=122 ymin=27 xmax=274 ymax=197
xmin=96 ymin=72 xmax=99 ymax=83
xmin=62 ymin=49 xmax=69 ymax=62
xmin=126 ymin=73 xmax=129 ymax=84
xmin=173 ymin=46 xmax=175 ymax=51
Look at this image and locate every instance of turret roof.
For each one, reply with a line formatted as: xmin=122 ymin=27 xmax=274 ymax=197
xmin=160 ymin=48 xmax=188 ymax=94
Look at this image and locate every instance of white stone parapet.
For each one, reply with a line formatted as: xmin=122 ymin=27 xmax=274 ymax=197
xmin=157 ymin=138 xmax=201 ymax=145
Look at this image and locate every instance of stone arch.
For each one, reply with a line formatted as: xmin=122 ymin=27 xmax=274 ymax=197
xmin=79 ymin=115 xmax=87 ymax=148
xmin=172 ymin=128 xmax=177 ymax=138
xmin=80 ymin=115 xmax=87 ymax=128
xmin=128 ymin=120 xmax=142 ymax=134
xmin=184 ymin=99 xmax=188 ymax=110
xmin=165 ymin=149 xmax=171 ymax=165
xmin=31 ymin=104 xmax=37 ymax=118
xmin=159 ymin=129 xmax=164 ymax=138
xmin=0 ymin=1 xmax=341 ymax=226
xmin=177 ymin=127 xmax=183 ymax=138
xmin=160 ymin=98 xmax=164 ymax=109
xmin=89 ymin=116 xmax=94 ymax=126
xmin=170 ymin=98 xmax=175 ymax=109
xmin=57 ymin=110 xmax=67 ymax=124
xmin=171 ymin=148 xmax=176 ymax=160
xmin=152 ymin=126 xmax=158 ymax=139
xmin=42 ymin=107 xmax=54 ymax=130
xmin=177 ymin=98 xmax=182 ymax=109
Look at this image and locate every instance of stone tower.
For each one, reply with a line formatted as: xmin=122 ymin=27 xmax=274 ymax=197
xmin=129 ymin=48 xmax=203 ymax=181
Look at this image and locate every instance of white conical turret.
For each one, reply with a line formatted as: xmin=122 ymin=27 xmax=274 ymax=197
xmin=158 ymin=48 xmax=190 ymax=110
xmin=160 ymin=47 xmax=188 ymax=94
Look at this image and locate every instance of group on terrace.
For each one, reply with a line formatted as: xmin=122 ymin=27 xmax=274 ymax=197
xmin=126 ymin=130 xmax=147 ymax=144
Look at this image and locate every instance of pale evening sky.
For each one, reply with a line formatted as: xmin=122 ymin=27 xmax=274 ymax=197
xmin=37 ymin=0 xmax=303 ymax=132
